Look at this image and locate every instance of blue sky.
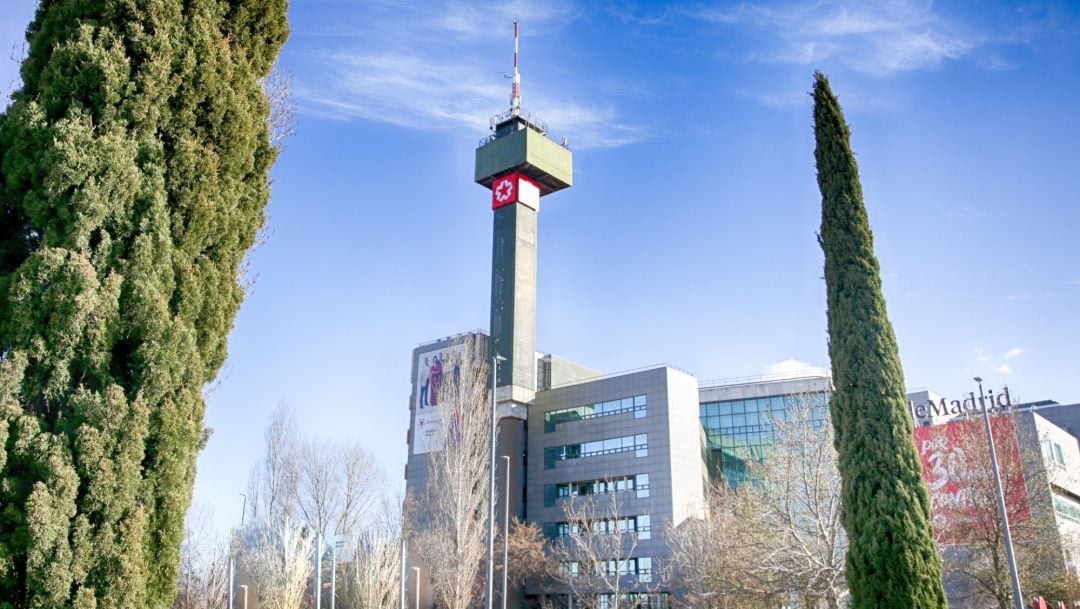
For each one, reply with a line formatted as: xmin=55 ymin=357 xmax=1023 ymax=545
xmin=3 ymin=0 xmax=1079 ymax=535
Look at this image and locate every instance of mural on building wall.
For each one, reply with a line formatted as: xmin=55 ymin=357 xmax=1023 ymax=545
xmin=412 ymin=343 xmax=468 ymax=455
xmin=915 ymin=416 xmax=1032 ymax=544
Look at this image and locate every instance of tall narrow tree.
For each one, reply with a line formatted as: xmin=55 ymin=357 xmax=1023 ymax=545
xmin=813 ymin=71 xmax=948 ymax=608
xmin=0 ymin=2 xmax=288 ymax=607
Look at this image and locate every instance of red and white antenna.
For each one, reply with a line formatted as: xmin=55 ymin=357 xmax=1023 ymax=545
xmin=511 ymin=19 xmax=521 ymax=113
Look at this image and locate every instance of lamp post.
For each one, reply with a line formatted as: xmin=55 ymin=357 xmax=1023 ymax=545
xmin=974 ymin=376 xmax=1024 ymax=609
xmin=238 ymin=585 xmax=248 ymax=609
xmin=314 ymin=532 xmax=322 ymax=609
xmin=501 ymin=454 xmax=511 ymax=609
xmin=399 ymin=536 xmax=407 ymax=609
xmin=228 ymin=493 xmax=246 ymax=609
xmin=411 ymin=566 xmax=421 ymax=609
xmin=330 ymin=535 xmax=342 ymax=609
xmin=487 ymin=353 xmax=506 ymax=609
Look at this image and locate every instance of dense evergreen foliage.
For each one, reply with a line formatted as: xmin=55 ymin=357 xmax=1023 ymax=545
xmin=813 ymin=72 xmax=948 ymax=609
xmin=0 ymin=1 xmax=287 ymax=607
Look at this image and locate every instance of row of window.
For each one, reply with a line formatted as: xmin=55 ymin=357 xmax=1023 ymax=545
xmin=543 ymin=515 xmax=652 ymax=540
xmin=560 ymin=557 xmax=653 ymax=582
xmin=1054 ymin=494 xmax=1080 ymax=524
xmin=529 ymin=592 xmax=670 ymax=609
xmin=543 ymin=474 xmax=651 ymax=506
xmin=544 ymin=435 xmax=648 ymax=469
xmin=545 ymin=395 xmax=647 ymax=432
xmin=699 ymin=393 xmax=825 ymax=421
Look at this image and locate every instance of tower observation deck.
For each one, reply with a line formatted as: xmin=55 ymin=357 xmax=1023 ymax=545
xmin=476 ymin=21 xmax=572 ymax=410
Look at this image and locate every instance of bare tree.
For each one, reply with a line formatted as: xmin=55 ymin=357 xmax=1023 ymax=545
xmin=263 ymin=66 xmax=297 ymax=147
xmin=548 ymin=485 xmax=655 ymax=609
xmin=409 ymin=342 xmax=492 ymax=609
xmin=755 ymin=399 xmax=847 ymax=608
xmin=664 ymin=483 xmax=782 ymax=609
xmin=173 ymin=505 xmax=230 ymax=609
xmin=498 ymin=518 xmax=558 ymax=591
xmin=246 ymin=402 xmax=301 ymax=525
xmin=239 ymin=403 xmax=391 ymax=608
xmin=931 ymin=414 xmax=1080 ymax=609
xmin=665 ymin=395 xmax=846 ymax=609
xmin=240 ymin=517 xmax=316 ymax=609
xmin=340 ymin=501 xmax=403 ymax=609
xmin=296 ymin=439 xmax=384 ymax=540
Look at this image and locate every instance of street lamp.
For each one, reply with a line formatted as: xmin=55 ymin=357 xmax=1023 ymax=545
xmin=411 ymin=566 xmax=421 ymax=609
xmin=329 ymin=534 xmax=347 ymax=609
xmin=314 ymin=532 xmax=323 ymax=609
xmin=501 ymin=454 xmax=511 ymax=609
xmin=487 ymin=353 xmax=507 ymax=609
xmin=228 ymin=493 xmax=246 ymax=609
xmin=399 ymin=535 xmax=407 ymax=609
xmin=974 ymin=376 xmax=1024 ymax=609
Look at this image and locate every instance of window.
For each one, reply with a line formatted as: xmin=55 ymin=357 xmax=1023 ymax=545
xmin=1054 ymin=495 xmax=1080 ymax=524
xmin=558 ymin=557 xmax=653 ymax=579
xmin=636 ymin=473 xmax=650 ymax=498
xmin=543 ymin=515 xmax=651 ymax=540
xmin=544 ymin=435 xmax=648 ymax=469
xmin=545 ymin=395 xmax=647 ymax=431
xmin=544 ymin=474 xmax=650 ymax=504
xmin=700 ymin=392 xmax=831 ymax=485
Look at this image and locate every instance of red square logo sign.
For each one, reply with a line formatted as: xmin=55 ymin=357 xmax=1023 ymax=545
xmin=491 ymin=173 xmax=540 ymax=210
xmin=492 ymin=175 xmax=517 ymax=209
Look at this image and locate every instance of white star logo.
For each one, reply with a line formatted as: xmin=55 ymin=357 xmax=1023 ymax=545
xmin=494 ymin=178 xmax=514 ymax=203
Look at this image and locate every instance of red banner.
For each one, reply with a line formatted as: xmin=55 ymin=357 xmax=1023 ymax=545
xmin=914 ymin=416 xmax=1031 ymax=545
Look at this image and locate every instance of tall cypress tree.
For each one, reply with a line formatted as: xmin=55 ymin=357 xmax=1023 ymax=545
xmin=0 ymin=1 xmax=287 ymax=607
xmin=813 ymin=71 xmax=948 ymax=608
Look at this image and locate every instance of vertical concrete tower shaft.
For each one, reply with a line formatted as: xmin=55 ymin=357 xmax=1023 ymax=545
xmin=490 ymin=202 xmax=538 ymax=396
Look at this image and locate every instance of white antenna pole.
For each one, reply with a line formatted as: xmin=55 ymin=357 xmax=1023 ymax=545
xmin=511 ymin=19 xmax=521 ymax=113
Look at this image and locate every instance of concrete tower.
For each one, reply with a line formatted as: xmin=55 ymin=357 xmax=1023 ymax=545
xmin=476 ymin=20 xmax=572 ymax=415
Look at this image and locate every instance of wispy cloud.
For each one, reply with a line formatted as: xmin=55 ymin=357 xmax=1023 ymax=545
xmin=1004 ymin=347 xmax=1024 ymax=360
xmin=290 ymin=0 xmax=646 ymax=149
xmin=995 ymin=363 xmax=1012 ymax=375
xmin=680 ymin=0 xmax=983 ymax=76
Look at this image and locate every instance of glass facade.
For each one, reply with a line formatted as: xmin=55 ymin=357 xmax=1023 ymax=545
xmin=699 ymin=392 xmax=829 ymax=485
xmin=545 ymin=395 xmax=647 ymax=432
xmin=544 ymin=434 xmax=648 ymax=469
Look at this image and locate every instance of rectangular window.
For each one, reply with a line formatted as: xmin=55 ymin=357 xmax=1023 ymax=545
xmin=636 ymin=434 xmax=648 ymax=457
xmin=636 ymin=473 xmax=650 ymax=498
xmin=638 ymin=557 xmax=653 ymax=582
xmin=544 ymin=435 xmax=648 ymax=468
xmin=1054 ymin=495 xmax=1080 ymax=524
xmin=545 ymin=395 xmax=647 ymax=431
xmin=544 ymin=484 xmax=558 ymax=507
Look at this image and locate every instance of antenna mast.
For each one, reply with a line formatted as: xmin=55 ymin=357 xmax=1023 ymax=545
xmin=511 ymin=19 xmax=521 ymax=113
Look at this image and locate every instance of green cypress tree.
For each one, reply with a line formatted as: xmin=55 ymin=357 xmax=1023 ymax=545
xmin=0 ymin=2 xmax=288 ymax=607
xmin=813 ymin=71 xmax=948 ymax=608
